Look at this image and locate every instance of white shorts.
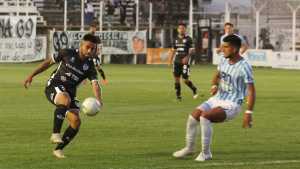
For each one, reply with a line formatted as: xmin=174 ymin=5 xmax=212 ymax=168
xmin=197 ymin=97 xmax=241 ymax=121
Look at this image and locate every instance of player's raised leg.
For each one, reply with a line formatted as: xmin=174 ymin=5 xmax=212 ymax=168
xmin=53 ymin=108 xmax=81 ymax=158
xmin=184 ymin=79 xmax=198 ymax=99
xmin=182 ymin=65 xmax=198 ymax=99
xmin=47 ymin=88 xmax=71 ymax=144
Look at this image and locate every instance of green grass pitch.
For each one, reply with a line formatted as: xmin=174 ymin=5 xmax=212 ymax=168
xmin=0 ymin=63 xmax=300 ymax=169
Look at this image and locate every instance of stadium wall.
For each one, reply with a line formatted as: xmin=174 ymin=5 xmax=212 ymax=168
xmin=213 ymin=48 xmax=300 ymax=70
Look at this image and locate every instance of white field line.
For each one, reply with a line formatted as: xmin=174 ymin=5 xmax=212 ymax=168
xmin=200 ymin=160 xmax=300 ymax=167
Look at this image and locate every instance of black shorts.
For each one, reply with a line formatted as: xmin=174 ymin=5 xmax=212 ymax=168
xmin=45 ymin=84 xmax=80 ymax=109
xmin=173 ymin=63 xmax=190 ymax=79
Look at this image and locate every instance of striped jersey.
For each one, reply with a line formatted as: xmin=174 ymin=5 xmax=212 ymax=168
xmin=49 ymin=49 xmax=98 ymax=91
xmin=214 ymin=56 xmax=254 ymax=105
xmin=172 ymin=35 xmax=193 ymax=64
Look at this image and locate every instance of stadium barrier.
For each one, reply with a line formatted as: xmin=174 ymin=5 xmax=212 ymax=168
xmin=213 ymin=48 xmax=300 ymax=70
xmin=0 ymin=36 xmax=47 ymax=63
xmin=0 ymin=15 xmax=47 ymax=63
xmin=49 ymin=30 xmax=147 ymax=57
xmin=146 ymin=48 xmax=171 ymax=64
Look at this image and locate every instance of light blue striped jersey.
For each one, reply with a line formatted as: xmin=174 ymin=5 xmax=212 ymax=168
xmin=214 ymin=56 xmax=254 ymax=105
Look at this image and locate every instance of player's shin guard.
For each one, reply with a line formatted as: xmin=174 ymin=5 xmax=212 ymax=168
xmin=200 ymin=117 xmax=212 ymax=154
xmin=55 ymin=126 xmax=79 ymax=150
xmin=175 ymin=82 xmax=181 ymax=98
xmin=185 ymin=80 xmax=197 ymax=94
xmin=53 ymin=105 xmax=67 ymax=133
xmin=185 ymin=115 xmax=198 ymax=150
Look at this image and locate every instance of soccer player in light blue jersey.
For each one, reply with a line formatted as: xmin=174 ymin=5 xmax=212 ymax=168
xmin=173 ymin=35 xmax=256 ymax=162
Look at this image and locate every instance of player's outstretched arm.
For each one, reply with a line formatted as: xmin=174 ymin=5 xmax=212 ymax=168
xmin=91 ymin=80 xmax=103 ymax=106
xmin=243 ymin=83 xmax=256 ymax=128
xmin=23 ymin=57 xmax=54 ymax=89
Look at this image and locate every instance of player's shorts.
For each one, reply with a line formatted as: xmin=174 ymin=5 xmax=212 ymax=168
xmin=45 ymin=84 xmax=80 ymax=110
xmin=196 ymin=97 xmax=241 ymax=121
xmin=173 ymin=63 xmax=190 ymax=79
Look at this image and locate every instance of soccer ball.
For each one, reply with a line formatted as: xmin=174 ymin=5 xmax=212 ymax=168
xmin=81 ymin=97 xmax=101 ymax=116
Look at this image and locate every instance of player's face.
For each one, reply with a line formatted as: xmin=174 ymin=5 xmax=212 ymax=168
xmin=90 ymin=26 xmax=97 ymax=34
xmin=177 ymin=25 xmax=186 ymax=35
xmin=224 ymin=25 xmax=233 ymax=34
xmin=80 ymin=41 xmax=96 ymax=58
xmin=222 ymin=42 xmax=235 ymax=58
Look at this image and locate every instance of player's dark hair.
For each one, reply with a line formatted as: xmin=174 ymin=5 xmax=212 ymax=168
xmin=224 ymin=22 xmax=233 ymax=27
xmin=178 ymin=23 xmax=186 ymax=27
xmin=90 ymin=22 xmax=97 ymax=28
xmin=82 ymin=34 xmax=100 ymax=44
xmin=223 ymin=34 xmax=241 ymax=50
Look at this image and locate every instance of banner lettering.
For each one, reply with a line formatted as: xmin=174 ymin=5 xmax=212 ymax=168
xmin=50 ymin=31 xmax=147 ymax=56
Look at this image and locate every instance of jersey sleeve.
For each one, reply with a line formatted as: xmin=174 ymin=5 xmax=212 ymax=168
xmin=187 ymin=36 xmax=193 ymax=49
xmin=217 ymin=57 xmax=225 ymax=71
xmin=93 ymin=57 xmax=101 ymax=67
xmin=52 ymin=49 xmax=68 ymax=63
xmin=241 ymin=62 xmax=254 ymax=84
xmin=87 ymin=63 xmax=98 ymax=82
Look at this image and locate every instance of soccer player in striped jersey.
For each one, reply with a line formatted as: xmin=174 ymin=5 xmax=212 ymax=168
xmin=173 ymin=35 xmax=256 ymax=162
xmin=24 ymin=34 xmax=103 ymax=158
xmin=169 ymin=23 xmax=198 ymax=101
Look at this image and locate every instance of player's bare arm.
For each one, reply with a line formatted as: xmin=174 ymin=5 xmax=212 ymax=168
xmin=182 ymin=48 xmax=193 ymax=65
xmin=168 ymin=48 xmax=175 ymax=65
xmin=243 ymin=83 xmax=256 ymax=128
xmin=24 ymin=57 xmax=54 ymax=89
xmin=210 ymin=71 xmax=220 ymax=95
xmin=91 ymin=80 xmax=103 ymax=106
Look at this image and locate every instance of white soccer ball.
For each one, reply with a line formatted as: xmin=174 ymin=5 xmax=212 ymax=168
xmin=81 ymin=97 xmax=101 ymax=116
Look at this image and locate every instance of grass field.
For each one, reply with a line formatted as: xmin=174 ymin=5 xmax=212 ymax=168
xmin=1 ymin=63 xmax=300 ymax=169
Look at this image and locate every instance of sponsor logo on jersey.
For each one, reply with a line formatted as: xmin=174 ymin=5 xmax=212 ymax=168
xmin=83 ymin=64 xmax=89 ymax=71
xmin=70 ymin=57 xmax=75 ymax=63
xmin=60 ymin=76 xmax=67 ymax=82
xmin=66 ymin=63 xmax=84 ymax=75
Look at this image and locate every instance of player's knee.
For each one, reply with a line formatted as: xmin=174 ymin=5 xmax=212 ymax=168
xmin=70 ymin=117 xmax=81 ymax=129
xmin=55 ymin=93 xmax=71 ymax=107
xmin=201 ymin=112 xmax=210 ymax=119
xmin=191 ymin=109 xmax=202 ymax=120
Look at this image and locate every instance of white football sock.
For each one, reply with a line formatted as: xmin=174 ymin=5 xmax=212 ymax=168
xmin=185 ymin=115 xmax=198 ymax=150
xmin=200 ymin=116 xmax=212 ymax=154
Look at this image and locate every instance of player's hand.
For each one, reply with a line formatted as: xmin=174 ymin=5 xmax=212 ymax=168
xmin=101 ymin=79 xmax=108 ymax=85
xmin=210 ymin=85 xmax=218 ymax=95
xmin=181 ymin=57 xmax=188 ymax=65
xmin=98 ymin=99 xmax=103 ymax=107
xmin=242 ymin=113 xmax=253 ymax=128
xmin=24 ymin=76 xmax=33 ymax=89
xmin=81 ymin=79 xmax=87 ymax=85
